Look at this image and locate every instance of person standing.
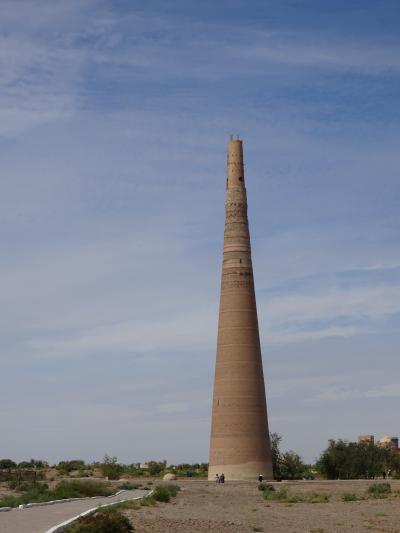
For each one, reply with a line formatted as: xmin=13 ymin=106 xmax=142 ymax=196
xmin=258 ymin=474 xmax=263 ymax=482
xmin=215 ymin=473 xmax=220 ymax=484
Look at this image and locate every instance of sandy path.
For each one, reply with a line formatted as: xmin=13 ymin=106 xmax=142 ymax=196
xmin=125 ymin=479 xmax=400 ymax=533
xmin=0 ymin=489 xmax=147 ymax=533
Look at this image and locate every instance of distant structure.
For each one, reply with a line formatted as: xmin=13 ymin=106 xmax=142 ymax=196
xmin=378 ymin=435 xmax=399 ymax=451
xmin=358 ymin=435 xmax=375 ymax=445
xmin=358 ymin=434 xmax=399 ymax=452
xmin=208 ymin=139 xmax=273 ymax=481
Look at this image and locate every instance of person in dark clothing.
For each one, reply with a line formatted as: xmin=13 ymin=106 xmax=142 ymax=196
xmin=258 ymin=474 xmax=263 ymax=482
xmin=220 ymin=473 xmax=225 ymax=483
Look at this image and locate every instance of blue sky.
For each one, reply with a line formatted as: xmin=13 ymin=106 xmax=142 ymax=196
xmin=1 ymin=0 xmax=399 ymax=465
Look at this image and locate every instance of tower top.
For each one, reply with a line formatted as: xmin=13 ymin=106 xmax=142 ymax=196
xmin=227 ymin=138 xmax=244 ymax=189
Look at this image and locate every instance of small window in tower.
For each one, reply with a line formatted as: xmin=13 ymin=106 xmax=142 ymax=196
xmin=238 ymin=176 xmax=243 ymax=181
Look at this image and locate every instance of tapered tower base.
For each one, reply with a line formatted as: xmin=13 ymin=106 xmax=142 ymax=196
xmin=209 ymin=461 xmax=273 ymax=481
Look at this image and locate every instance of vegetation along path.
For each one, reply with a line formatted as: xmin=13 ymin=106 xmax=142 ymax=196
xmin=0 ymin=488 xmax=148 ymax=533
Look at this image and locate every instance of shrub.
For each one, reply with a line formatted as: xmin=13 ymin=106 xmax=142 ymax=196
xmin=140 ymin=496 xmax=156 ymax=506
xmin=263 ymin=487 xmax=288 ymax=501
xmin=258 ymin=483 xmax=275 ymax=492
xmin=53 ymin=480 xmax=114 ymax=499
xmin=164 ymin=484 xmax=180 ymax=497
xmin=64 ymin=509 xmax=134 ymax=532
xmin=151 ymin=484 xmax=180 ymax=503
xmin=262 ymin=487 xmax=329 ymax=504
xmin=152 ymin=486 xmax=171 ymax=502
xmin=367 ymin=483 xmax=391 ymax=497
xmin=342 ymin=492 xmax=360 ymax=502
xmin=0 ymin=459 xmax=16 ymax=469
xmin=305 ymin=492 xmax=330 ymax=503
xmin=57 ymin=460 xmax=86 ymax=473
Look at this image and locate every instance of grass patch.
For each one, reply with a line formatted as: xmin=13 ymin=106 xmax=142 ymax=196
xmin=263 ymin=487 xmax=288 ymax=501
xmin=0 ymin=480 xmax=115 ymax=508
xmin=140 ymin=496 xmax=157 ymax=507
xmin=258 ymin=482 xmax=275 ymax=492
xmin=342 ymin=492 xmax=363 ymax=502
xmin=64 ymin=508 xmax=133 ymax=532
xmin=253 ymin=528 xmax=263 ymax=532
xmin=305 ymin=492 xmax=330 ymax=503
xmin=262 ymin=487 xmax=329 ymax=504
xmin=367 ymin=483 xmax=391 ymax=498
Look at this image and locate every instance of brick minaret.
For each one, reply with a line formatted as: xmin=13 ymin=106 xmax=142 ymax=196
xmin=208 ymin=139 xmax=273 ymax=481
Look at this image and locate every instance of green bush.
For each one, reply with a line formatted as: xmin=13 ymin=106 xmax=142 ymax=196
xmin=263 ymin=487 xmax=288 ymax=501
xmin=152 ymin=486 xmax=171 ymax=502
xmin=258 ymin=483 xmax=275 ymax=492
xmin=151 ymin=484 xmax=180 ymax=503
xmin=140 ymin=496 xmax=156 ymax=506
xmin=0 ymin=459 xmax=16 ymax=469
xmin=56 ymin=460 xmax=86 ymax=475
xmin=65 ymin=509 xmax=133 ymax=532
xmin=367 ymin=483 xmax=391 ymax=497
xmin=164 ymin=484 xmax=180 ymax=497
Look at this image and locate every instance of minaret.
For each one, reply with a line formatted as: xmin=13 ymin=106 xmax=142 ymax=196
xmin=208 ymin=139 xmax=273 ymax=481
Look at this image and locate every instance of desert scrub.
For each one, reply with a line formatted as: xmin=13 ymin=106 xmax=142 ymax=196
xmin=367 ymin=483 xmax=391 ymax=497
xmin=258 ymin=483 xmax=275 ymax=492
xmin=262 ymin=487 xmax=329 ymax=504
xmin=139 ymin=495 xmax=157 ymax=506
xmin=263 ymin=487 xmax=288 ymax=501
xmin=142 ymin=484 xmax=181 ymax=504
xmin=163 ymin=483 xmax=180 ymax=497
xmin=64 ymin=508 xmax=133 ymax=532
xmin=305 ymin=492 xmax=330 ymax=503
xmin=0 ymin=479 xmax=115 ymax=508
xmin=342 ymin=492 xmax=363 ymax=502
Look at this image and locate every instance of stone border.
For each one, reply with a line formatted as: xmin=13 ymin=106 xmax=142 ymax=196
xmin=45 ymin=490 xmax=153 ymax=533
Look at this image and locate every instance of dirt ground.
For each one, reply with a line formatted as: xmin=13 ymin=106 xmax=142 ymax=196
xmin=124 ymin=479 xmax=400 ymax=533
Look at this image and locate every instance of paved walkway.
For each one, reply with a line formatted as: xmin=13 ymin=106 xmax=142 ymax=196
xmin=0 ymin=489 xmax=147 ymax=533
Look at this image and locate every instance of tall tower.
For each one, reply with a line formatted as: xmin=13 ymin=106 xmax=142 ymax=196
xmin=208 ymin=139 xmax=273 ymax=481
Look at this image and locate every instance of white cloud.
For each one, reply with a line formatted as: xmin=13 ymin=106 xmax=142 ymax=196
xmin=262 ymin=284 xmax=400 ymax=345
xmin=237 ymin=40 xmax=400 ymax=73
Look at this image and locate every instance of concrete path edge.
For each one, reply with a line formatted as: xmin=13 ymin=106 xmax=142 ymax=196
xmin=45 ymin=490 xmax=153 ymax=533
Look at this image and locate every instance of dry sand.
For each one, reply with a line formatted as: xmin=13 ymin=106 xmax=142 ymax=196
xmin=125 ymin=479 xmax=400 ymax=533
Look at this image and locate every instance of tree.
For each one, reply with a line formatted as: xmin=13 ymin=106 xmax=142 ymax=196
xmin=100 ymin=455 xmax=123 ymax=480
xmin=270 ymin=432 xmax=282 ymax=480
xmin=0 ymin=459 xmax=16 ymax=469
xmin=56 ymin=460 xmax=86 ymax=474
xmin=280 ymin=451 xmax=307 ymax=480
xmin=316 ymin=439 xmax=400 ymax=479
xmin=147 ymin=460 xmax=167 ymax=476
